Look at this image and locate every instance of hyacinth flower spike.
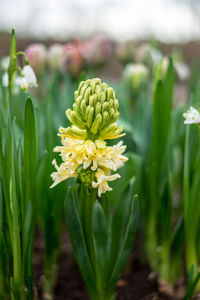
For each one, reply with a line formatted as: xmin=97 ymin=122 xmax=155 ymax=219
xmin=50 ymin=78 xmax=127 ymax=195
xmin=51 ymin=78 xmax=138 ymax=300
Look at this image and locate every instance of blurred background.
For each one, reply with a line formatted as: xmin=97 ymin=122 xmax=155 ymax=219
xmin=1 ymin=0 xmax=200 ymax=104
xmin=0 ymin=0 xmax=200 ymax=59
xmin=0 ymin=0 xmax=200 ymax=41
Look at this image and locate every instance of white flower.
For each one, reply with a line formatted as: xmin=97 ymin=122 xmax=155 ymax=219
xmin=50 ymin=159 xmax=76 ymax=188
xmin=20 ymin=77 xmax=29 ymax=92
xmin=2 ymin=73 xmax=8 ymax=87
xmin=22 ymin=65 xmax=37 ymax=88
xmin=2 ymin=73 xmax=21 ymax=94
xmin=124 ymin=63 xmax=149 ymax=77
xmin=183 ymin=106 xmax=200 ymax=124
xmin=2 ymin=66 xmax=37 ymax=93
xmin=1 ymin=56 xmax=10 ymax=71
xmin=92 ymin=169 xmax=121 ymax=197
xmin=123 ymin=63 xmax=149 ymax=92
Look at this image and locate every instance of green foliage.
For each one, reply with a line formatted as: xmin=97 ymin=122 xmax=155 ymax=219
xmin=65 ymin=182 xmax=138 ymax=300
xmin=2 ymin=29 xmax=200 ymax=300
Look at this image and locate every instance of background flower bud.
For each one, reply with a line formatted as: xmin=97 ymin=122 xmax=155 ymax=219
xmin=25 ymin=43 xmax=47 ymax=76
xmin=123 ymin=63 xmax=149 ymax=94
xmin=79 ymin=35 xmax=111 ymax=67
xmin=60 ymin=43 xmax=83 ymax=79
xmin=47 ymin=44 xmax=63 ymax=71
xmin=136 ymin=43 xmax=162 ymax=68
xmin=115 ymin=40 xmax=136 ymax=64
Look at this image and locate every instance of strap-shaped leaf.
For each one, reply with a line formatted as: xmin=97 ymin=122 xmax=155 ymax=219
xmin=106 ymin=196 xmax=138 ymax=296
xmin=23 ymin=202 xmax=33 ymax=265
xmin=93 ymin=201 xmax=108 ymax=292
xmin=184 ymin=266 xmax=200 ymax=300
xmin=10 ymin=120 xmax=24 ymax=296
xmin=107 ymin=178 xmax=135 ymax=275
xmin=149 ymin=59 xmax=174 ymax=189
xmin=23 ymin=98 xmax=36 ymax=299
xmin=64 ymin=188 xmax=97 ymax=298
xmin=24 ymin=97 xmax=36 ymax=209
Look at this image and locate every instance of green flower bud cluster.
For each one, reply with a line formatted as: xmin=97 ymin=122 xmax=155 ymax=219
xmin=65 ymin=78 xmax=122 ymax=140
xmin=79 ymin=168 xmax=95 ymax=188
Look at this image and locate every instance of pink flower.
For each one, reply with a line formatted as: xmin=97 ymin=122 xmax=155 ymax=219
xmin=60 ymin=43 xmax=83 ymax=78
xmin=25 ymin=43 xmax=47 ymax=76
xmin=79 ymin=36 xmax=111 ymax=66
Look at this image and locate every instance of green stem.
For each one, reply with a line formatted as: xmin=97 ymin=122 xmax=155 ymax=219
xmin=159 ymin=243 xmax=170 ymax=281
xmin=91 ymin=293 xmax=114 ymax=300
xmin=146 ymin=211 xmax=158 ymax=270
xmin=183 ymin=126 xmax=190 ymax=217
xmin=185 ymin=231 xmax=198 ymax=276
xmin=43 ymin=253 xmax=58 ymax=299
xmin=183 ymin=126 xmax=199 ymax=276
xmin=11 ymin=179 xmax=25 ymax=300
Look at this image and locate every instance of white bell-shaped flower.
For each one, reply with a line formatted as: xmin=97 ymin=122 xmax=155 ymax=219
xmin=20 ymin=77 xmax=29 ymax=92
xmin=22 ymin=65 xmax=37 ymax=88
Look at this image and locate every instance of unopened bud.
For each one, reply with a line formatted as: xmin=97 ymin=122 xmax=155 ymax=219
xmin=87 ymin=107 xmax=94 ymax=128
xmin=70 ymin=111 xmax=85 ymax=129
xmin=102 ymin=102 xmax=109 ymax=111
xmin=66 ymin=109 xmax=73 ymax=123
xmin=80 ymin=99 xmax=87 ymax=115
xmin=66 ymin=78 xmax=123 ymax=140
xmin=101 ymin=111 xmax=109 ymax=128
xmin=107 ymin=87 xmax=114 ymax=100
xmin=95 ymin=102 xmax=102 ymax=116
xmin=91 ymin=113 xmax=102 ymax=134
xmin=84 ymin=87 xmax=92 ymax=103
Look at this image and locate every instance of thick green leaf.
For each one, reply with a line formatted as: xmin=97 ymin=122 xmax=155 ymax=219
xmin=10 ymin=121 xmax=24 ymax=294
xmin=106 ymin=196 xmax=138 ymax=296
xmin=23 ymin=202 xmax=33 ymax=265
xmin=93 ymin=201 xmax=108 ymax=290
xmin=150 ymin=60 xmax=174 ymax=186
xmin=150 ymin=80 xmax=167 ymax=180
xmin=108 ymin=178 xmax=135 ymax=275
xmin=64 ymin=188 xmax=97 ymax=298
xmin=24 ymin=98 xmax=36 ymax=209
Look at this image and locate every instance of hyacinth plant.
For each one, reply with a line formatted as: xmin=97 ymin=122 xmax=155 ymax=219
xmin=51 ymin=78 xmax=138 ymax=300
xmin=0 ymin=30 xmax=37 ymax=299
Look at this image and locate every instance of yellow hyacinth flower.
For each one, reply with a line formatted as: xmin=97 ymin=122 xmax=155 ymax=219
xmin=51 ymin=78 xmax=128 ymax=196
xmin=92 ymin=168 xmax=121 ymax=197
